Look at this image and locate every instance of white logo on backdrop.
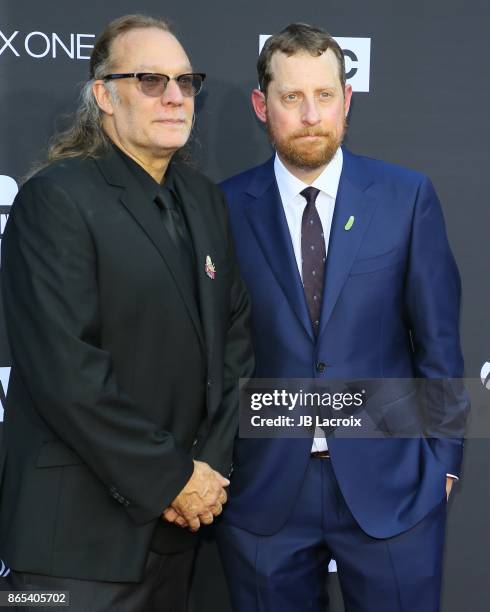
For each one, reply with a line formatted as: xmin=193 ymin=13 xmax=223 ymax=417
xmin=0 ymin=175 xmax=17 ymax=267
xmin=0 ymin=559 xmax=10 ymax=578
xmin=0 ymin=175 xmax=17 ymax=206
xmin=481 ymin=362 xmax=490 ymax=391
xmin=0 ymin=30 xmax=95 ymax=59
xmin=0 ymin=367 xmax=11 ymax=422
xmin=259 ymin=35 xmax=371 ymax=92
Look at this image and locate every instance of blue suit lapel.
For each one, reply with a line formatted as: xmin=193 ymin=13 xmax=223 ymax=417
xmin=319 ymin=148 xmax=379 ymax=336
xmin=244 ymin=158 xmax=314 ymax=342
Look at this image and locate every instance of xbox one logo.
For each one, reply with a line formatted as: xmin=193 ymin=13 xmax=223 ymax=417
xmin=481 ymin=362 xmax=490 ymax=391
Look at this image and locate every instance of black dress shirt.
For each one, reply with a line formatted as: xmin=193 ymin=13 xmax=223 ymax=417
xmin=112 ymin=145 xmax=203 ymax=554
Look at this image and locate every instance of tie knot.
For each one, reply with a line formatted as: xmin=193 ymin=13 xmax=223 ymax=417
xmin=300 ymin=187 xmax=320 ymax=206
xmin=155 ymin=188 xmax=176 ymax=211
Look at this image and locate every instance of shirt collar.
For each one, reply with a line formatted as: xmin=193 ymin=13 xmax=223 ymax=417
xmin=274 ymin=146 xmax=343 ymax=205
xmin=111 ymin=142 xmax=177 ymax=199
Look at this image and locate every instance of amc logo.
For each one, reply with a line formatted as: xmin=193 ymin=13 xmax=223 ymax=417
xmin=259 ymin=35 xmax=371 ymax=92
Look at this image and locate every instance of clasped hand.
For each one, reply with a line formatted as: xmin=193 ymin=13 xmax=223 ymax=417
xmin=162 ymin=460 xmax=229 ymax=532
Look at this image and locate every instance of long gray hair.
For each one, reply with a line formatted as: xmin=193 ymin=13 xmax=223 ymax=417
xmin=31 ymin=15 xmax=172 ymax=175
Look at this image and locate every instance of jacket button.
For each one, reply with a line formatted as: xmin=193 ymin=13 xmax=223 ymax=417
xmin=316 ymin=362 xmax=326 ymax=373
xmin=192 ymin=438 xmax=198 ymax=447
xmin=207 ymin=380 xmax=212 ymax=388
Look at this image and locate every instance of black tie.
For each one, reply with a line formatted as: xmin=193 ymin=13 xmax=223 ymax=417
xmin=301 ymin=187 xmax=325 ymax=335
xmin=155 ymin=187 xmax=197 ymax=295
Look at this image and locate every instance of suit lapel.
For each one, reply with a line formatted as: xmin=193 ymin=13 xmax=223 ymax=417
xmin=319 ymin=149 xmax=378 ymax=336
xmin=95 ymin=149 xmax=205 ymax=351
xmin=171 ymin=167 xmax=215 ymax=362
xmin=244 ymin=159 xmax=314 ymax=342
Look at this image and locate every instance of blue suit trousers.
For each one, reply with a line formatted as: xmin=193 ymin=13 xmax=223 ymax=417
xmin=217 ymin=456 xmax=446 ymax=612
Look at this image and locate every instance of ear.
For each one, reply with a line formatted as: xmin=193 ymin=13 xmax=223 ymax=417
xmin=92 ymin=80 xmax=115 ymax=116
xmin=343 ymin=83 xmax=353 ymax=117
xmin=251 ymin=88 xmax=267 ymax=123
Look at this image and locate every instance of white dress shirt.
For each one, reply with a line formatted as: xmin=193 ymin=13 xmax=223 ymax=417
xmin=274 ymin=148 xmax=343 ymax=452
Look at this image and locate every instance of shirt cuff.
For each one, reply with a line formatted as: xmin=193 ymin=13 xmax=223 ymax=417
xmin=446 ymin=473 xmax=459 ymax=481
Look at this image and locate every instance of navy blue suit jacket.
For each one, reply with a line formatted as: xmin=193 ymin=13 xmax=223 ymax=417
xmin=220 ymin=148 xmax=468 ymax=538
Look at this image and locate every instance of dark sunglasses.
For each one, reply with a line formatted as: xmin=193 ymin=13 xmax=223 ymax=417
xmin=103 ymin=72 xmax=206 ymax=97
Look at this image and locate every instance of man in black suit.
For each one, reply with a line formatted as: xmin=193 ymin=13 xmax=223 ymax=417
xmin=0 ymin=14 xmax=253 ymax=612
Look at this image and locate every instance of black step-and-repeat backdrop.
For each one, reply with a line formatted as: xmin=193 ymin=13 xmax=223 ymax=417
xmin=1 ymin=1 xmax=489 ymax=610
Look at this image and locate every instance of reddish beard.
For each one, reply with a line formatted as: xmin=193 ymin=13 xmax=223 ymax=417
xmin=266 ymin=119 xmax=347 ymax=170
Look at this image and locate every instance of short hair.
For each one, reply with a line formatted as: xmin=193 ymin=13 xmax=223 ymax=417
xmin=257 ymin=23 xmax=346 ymax=94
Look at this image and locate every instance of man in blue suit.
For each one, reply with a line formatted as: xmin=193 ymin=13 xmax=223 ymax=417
xmin=216 ymin=23 xmax=468 ymax=612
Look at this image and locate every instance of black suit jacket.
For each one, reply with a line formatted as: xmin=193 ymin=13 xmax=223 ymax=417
xmin=0 ymin=146 xmax=253 ymax=581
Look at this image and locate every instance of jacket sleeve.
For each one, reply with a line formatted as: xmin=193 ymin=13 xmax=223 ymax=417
xmin=405 ymin=176 xmax=470 ymax=477
xmin=1 ymin=176 xmax=194 ymax=525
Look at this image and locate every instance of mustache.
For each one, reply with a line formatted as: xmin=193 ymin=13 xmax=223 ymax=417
xmin=289 ymin=128 xmax=332 ymax=139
